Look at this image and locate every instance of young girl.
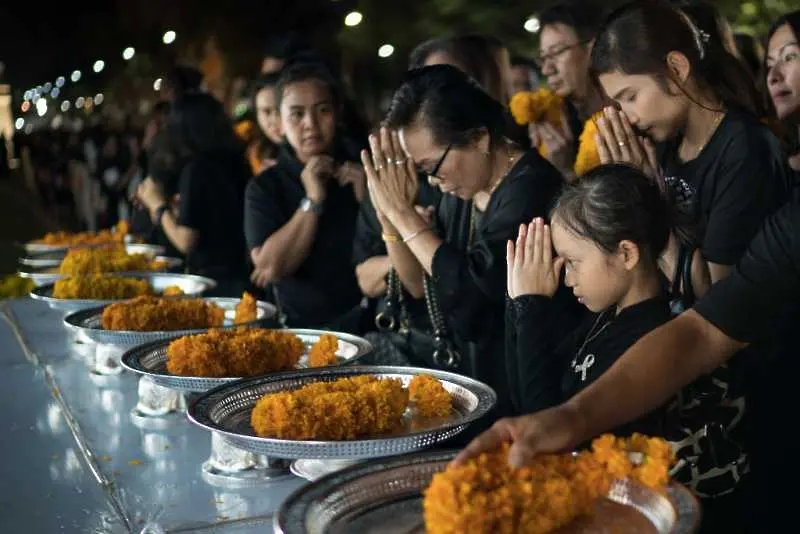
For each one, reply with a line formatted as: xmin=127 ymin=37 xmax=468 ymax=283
xmin=505 ymin=164 xmax=676 ymax=437
xmin=507 ymin=163 xmax=746 ymax=532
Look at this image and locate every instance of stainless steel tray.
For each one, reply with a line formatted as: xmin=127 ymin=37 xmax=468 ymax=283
xmin=22 ymin=235 xmax=137 ymax=255
xmin=120 ymin=329 xmax=373 ymax=392
xmin=19 ymin=256 xmax=184 ymax=287
xmin=30 ymin=273 xmax=217 ymax=312
xmin=19 ymin=243 xmax=167 ymax=268
xmin=63 ymin=297 xmax=277 ymax=346
xmin=275 ymin=451 xmax=701 ymax=534
xmin=187 ymin=366 xmax=497 ymax=460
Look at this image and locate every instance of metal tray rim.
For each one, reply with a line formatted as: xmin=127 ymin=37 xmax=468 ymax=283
xmin=186 ymin=365 xmax=497 ymax=452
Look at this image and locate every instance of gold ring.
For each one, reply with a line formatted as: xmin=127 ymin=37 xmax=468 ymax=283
xmin=394 ymin=159 xmax=406 ymax=165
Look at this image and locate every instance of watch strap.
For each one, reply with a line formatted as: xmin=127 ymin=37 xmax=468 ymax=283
xmin=299 ymin=197 xmax=324 ymax=215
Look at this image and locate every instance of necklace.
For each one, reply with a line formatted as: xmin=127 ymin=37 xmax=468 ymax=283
xmin=681 ymin=109 xmax=725 ymax=162
xmin=570 ymin=311 xmax=612 ymax=382
xmin=468 ymin=151 xmax=519 ymax=244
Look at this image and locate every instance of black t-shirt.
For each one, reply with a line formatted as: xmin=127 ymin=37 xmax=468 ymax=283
xmin=507 ymin=294 xmax=672 ymax=435
xmin=430 ymin=149 xmax=566 ymax=415
xmin=244 ymin=145 xmax=362 ymax=328
xmin=176 ymin=151 xmax=249 ymax=291
xmin=658 ymin=108 xmax=790 ymax=265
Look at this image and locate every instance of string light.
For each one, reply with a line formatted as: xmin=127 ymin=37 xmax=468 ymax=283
xmin=93 ymin=60 xmax=105 ymax=73
xmin=71 ymin=70 xmax=82 ymax=82
xmin=153 ymin=78 xmax=163 ymax=91
xmin=163 ymin=30 xmax=176 ymax=44
xmin=524 ymin=17 xmax=541 ymax=33
xmin=378 ymin=44 xmax=395 ymax=58
xmin=122 ymin=47 xmax=135 ymax=60
xmin=15 ymin=118 xmax=24 ymax=130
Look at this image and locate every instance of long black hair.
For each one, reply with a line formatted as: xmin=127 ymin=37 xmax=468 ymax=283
xmin=591 ymin=0 xmax=759 ymax=116
xmin=552 ymin=163 xmax=695 ymax=261
xmin=383 ymin=64 xmax=507 ymax=149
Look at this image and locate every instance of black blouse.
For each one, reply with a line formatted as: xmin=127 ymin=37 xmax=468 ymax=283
xmin=244 ymin=144 xmax=362 ymax=328
xmin=429 ymin=148 xmax=564 ymax=414
xmin=506 ymin=293 xmax=673 ymax=437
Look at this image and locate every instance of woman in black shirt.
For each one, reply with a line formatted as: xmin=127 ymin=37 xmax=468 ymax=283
xmin=244 ymin=62 xmax=363 ymax=329
xmin=136 ymin=94 xmax=249 ymax=296
xmin=506 ymin=165 xmax=674 ymax=438
xmin=590 ymin=0 xmax=788 ymax=289
xmin=362 ymin=65 xmax=568 ymax=418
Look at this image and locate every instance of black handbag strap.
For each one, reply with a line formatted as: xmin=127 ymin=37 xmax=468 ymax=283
xmin=671 ymin=245 xmax=696 ymax=311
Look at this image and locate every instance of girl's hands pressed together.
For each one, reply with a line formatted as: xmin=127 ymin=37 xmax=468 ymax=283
xmin=507 ymin=218 xmax=564 ymax=300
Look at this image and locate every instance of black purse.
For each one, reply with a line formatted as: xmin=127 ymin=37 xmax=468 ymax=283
xmin=667 ymin=244 xmax=748 ymax=497
xmin=372 ymin=268 xmax=461 ymax=370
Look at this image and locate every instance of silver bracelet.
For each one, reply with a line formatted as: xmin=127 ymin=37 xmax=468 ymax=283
xmin=402 ymin=227 xmax=431 ymax=243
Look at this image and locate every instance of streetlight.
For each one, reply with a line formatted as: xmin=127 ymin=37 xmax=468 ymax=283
xmin=36 ymin=98 xmax=47 ymax=117
xmin=93 ymin=60 xmax=105 ymax=73
xmin=344 ymin=11 xmax=363 ymax=27
xmin=153 ymin=78 xmax=163 ymax=91
xmin=378 ymin=44 xmax=395 ymax=58
xmin=122 ymin=47 xmax=135 ymax=60
xmin=163 ymin=30 xmax=176 ymax=44
xmin=524 ymin=17 xmax=541 ymax=33
xmin=71 ymin=70 xmax=82 ymax=82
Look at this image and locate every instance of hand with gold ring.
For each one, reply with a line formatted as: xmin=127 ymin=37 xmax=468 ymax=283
xmin=361 ymin=127 xmax=419 ymax=227
xmin=595 ymin=106 xmax=661 ymax=180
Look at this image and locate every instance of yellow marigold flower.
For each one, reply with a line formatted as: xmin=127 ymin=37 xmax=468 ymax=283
xmin=574 ymin=112 xmax=603 ymax=177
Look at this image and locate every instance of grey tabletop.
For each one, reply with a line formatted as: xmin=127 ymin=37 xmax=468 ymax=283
xmin=0 ymin=299 xmax=306 ymax=534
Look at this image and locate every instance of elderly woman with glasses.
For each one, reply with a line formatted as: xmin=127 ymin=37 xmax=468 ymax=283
xmin=363 ymin=65 xmax=578 ymax=422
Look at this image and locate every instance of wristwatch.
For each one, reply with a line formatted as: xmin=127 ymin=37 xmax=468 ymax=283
xmin=153 ymin=204 xmax=171 ymax=225
xmin=299 ymin=197 xmax=324 ymax=215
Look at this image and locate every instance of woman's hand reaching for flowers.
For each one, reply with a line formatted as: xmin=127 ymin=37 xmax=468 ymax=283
xmin=595 ymin=106 xmax=661 ymax=180
xmin=507 ymin=218 xmax=564 ymax=300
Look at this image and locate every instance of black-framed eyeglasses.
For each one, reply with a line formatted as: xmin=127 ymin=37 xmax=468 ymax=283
xmin=534 ymin=40 xmax=590 ymax=68
xmin=427 ymin=144 xmax=452 ymax=179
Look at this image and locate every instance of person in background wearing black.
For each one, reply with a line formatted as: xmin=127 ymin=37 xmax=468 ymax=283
xmin=249 ymin=72 xmax=283 ymax=173
xmin=509 ymin=55 xmax=540 ymax=97
xmin=160 ymin=65 xmax=204 ymax=103
xmin=244 ymin=62 xmax=364 ymax=330
xmin=534 ymin=1 xmax=607 ymax=180
xmin=766 ymin=11 xmax=800 ymax=174
xmin=136 ymin=93 xmax=249 ymax=296
xmin=362 ymin=65 xmax=572 ymax=423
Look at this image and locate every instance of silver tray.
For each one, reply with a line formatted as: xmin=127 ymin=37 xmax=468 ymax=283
xmin=19 ymin=256 xmax=184 ymax=287
xmin=19 ymin=243 xmax=167 ymax=268
xmin=30 ymin=273 xmax=217 ymax=312
xmin=275 ymin=451 xmax=701 ymax=534
xmin=63 ymin=297 xmax=277 ymax=346
xmin=120 ymin=329 xmax=374 ymax=392
xmin=187 ymin=366 xmax=497 ymax=460
xmin=22 ymin=234 xmax=137 ymax=255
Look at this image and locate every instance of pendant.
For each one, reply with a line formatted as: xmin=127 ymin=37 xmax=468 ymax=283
xmin=574 ymin=354 xmax=595 ymax=382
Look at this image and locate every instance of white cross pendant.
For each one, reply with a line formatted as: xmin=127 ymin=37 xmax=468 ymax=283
xmin=575 ymin=354 xmax=595 ymax=382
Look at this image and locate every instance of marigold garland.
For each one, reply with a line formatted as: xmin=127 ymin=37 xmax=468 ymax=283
xmin=574 ymin=112 xmax=604 ymax=177
xmin=510 ymin=89 xmax=564 ymax=159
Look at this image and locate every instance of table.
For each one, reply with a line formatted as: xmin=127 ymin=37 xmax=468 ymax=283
xmin=0 ymin=299 xmax=306 ymax=533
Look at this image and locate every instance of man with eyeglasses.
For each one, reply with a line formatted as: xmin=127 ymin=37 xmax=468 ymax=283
xmin=533 ymin=1 xmax=606 ymax=180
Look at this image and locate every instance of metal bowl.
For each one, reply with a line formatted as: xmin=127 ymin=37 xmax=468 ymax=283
xmin=19 ymin=243 xmax=167 ymax=268
xmin=19 ymin=256 xmax=184 ymax=287
xmin=121 ymin=329 xmax=374 ymax=392
xmin=30 ymin=273 xmax=217 ymax=312
xmin=187 ymin=366 xmax=497 ymax=460
xmin=275 ymin=450 xmax=701 ymax=534
xmin=63 ymin=297 xmax=277 ymax=346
